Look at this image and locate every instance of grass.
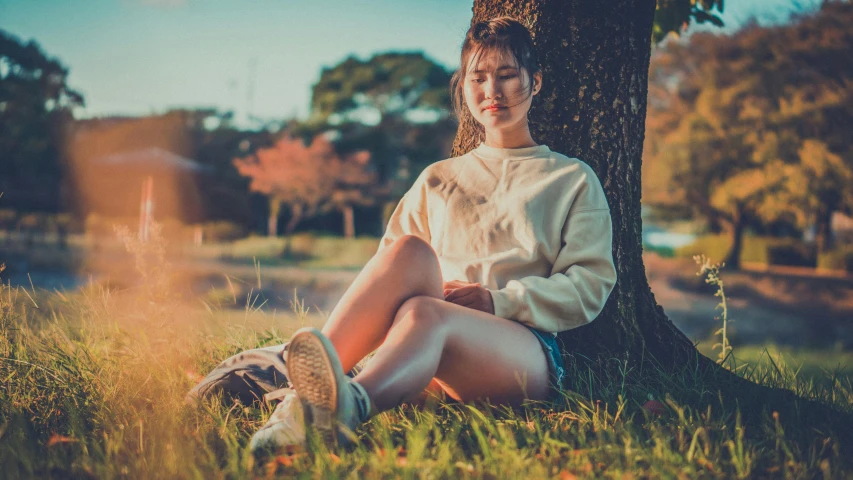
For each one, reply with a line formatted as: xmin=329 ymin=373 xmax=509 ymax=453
xmin=1 ymin=229 xmax=852 ymax=478
xmin=1 ymin=278 xmax=852 ymax=478
xmin=194 ymin=232 xmax=382 ymax=270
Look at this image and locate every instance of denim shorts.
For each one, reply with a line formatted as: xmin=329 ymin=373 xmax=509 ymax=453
xmin=523 ymin=326 xmax=566 ymax=405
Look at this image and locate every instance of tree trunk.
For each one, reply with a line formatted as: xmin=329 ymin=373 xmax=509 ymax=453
xmin=267 ymin=198 xmax=281 ymax=237
xmin=722 ymin=211 xmax=744 ymax=270
xmin=815 ymin=204 xmax=834 ymax=253
xmin=342 ymin=204 xmax=355 ymax=239
xmin=284 ymin=203 xmax=304 ymax=236
xmin=457 ymin=0 xmax=697 ymax=369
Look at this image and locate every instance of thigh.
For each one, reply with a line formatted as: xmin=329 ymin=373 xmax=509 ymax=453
xmin=421 ymin=298 xmax=551 ymax=405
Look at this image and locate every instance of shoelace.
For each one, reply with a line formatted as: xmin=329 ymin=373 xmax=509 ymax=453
xmin=263 ymin=386 xmax=295 ymax=405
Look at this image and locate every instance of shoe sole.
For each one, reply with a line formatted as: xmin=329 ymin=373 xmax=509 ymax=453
xmin=286 ymin=327 xmax=345 ymax=445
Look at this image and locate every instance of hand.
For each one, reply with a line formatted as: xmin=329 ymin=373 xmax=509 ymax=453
xmin=443 ymin=280 xmax=495 ymax=315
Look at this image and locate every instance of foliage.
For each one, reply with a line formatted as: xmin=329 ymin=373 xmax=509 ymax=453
xmin=645 ymin=2 xmax=853 ymax=261
xmin=817 ymin=245 xmax=853 ymax=273
xmin=233 ymin=135 xmax=373 ymax=237
xmin=674 ymin=234 xmax=834 ymax=267
xmin=0 ymin=29 xmax=83 ymax=212
xmin=309 ymin=52 xmax=451 ymax=127
xmin=653 ymin=0 xmax=724 ymax=42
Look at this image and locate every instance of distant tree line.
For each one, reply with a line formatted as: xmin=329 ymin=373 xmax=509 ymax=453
xmin=4 ymin=3 xmax=850 ymax=249
xmin=0 ymin=30 xmax=456 ymax=238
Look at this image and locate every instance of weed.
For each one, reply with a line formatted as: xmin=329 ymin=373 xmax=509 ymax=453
xmin=694 ymin=254 xmax=733 ymax=365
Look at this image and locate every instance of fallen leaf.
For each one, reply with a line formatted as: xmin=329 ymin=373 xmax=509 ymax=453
xmin=47 ymin=434 xmax=78 ymax=447
xmin=642 ymin=400 xmax=668 ymax=416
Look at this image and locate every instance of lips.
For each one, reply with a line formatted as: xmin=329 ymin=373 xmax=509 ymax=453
xmin=484 ymin=105 xmax=506 ymax=112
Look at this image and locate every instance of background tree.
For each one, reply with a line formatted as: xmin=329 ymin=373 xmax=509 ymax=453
xmin=0 ymin=29 xmax=83 ymax=212
xmin=771 ymin=2 xmax=853 ymax=251
xmin=644 ymin=3 xmax=853 ymax=260
xmin=233 ymin=135 xmax=344 ymax=237
xmin=319 ymin=150 xmax=376 ymax=239
xmin=307 ymin=52 xmax=454 ymax=186
xmin=310 ymin=51 xmax=450 ymax=127
xmin=644 ymin=47 xmax=796 ymax=268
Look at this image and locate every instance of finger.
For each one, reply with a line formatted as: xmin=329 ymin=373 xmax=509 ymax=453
xmin=446 ymin=290 xmax=476 ymax=302
xmin=445 ymin=285 xmax=477 ymax=296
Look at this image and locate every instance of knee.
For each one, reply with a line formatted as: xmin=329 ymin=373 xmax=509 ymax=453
xmin=391 ymin=295 xmax=448 ymax=331
xmin=388 ymin=235 xmax=438 ymax=265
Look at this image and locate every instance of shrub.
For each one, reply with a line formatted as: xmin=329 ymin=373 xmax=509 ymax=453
xmin=230 ymin=235 xmax=287 ymax=258
xmin=201 ymin=221 xmax=246 ymax=242
xmin=675 ymin=234 xmax=772 ymax=265
xmin=818 ymin=245 xmax=853 ymax=272
xmin=674 ymin=234 xmax=821 ymax=267
xmin=766 ymin=240 xmax=817 ymax=268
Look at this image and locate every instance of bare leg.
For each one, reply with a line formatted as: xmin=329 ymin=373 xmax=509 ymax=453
xmin=354 ymin=296 xmax=552 ymax=412
xmin=320 ymin=235 xmax=444 ymax=373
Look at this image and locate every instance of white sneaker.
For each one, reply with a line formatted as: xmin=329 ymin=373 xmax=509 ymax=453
xmin=249 ymin=388 xmax=306 ymax=453
xmin=286 ymin=327 xmax=371 ymax=447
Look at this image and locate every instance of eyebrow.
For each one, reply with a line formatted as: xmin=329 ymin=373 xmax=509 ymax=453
xmin=471 ymin=65 xmax=518 ymax=74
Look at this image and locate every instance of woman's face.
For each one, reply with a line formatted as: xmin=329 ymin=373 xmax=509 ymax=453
xmin=463 ymin=48 xmax=541 ymax=135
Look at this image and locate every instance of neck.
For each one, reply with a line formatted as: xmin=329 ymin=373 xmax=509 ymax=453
xmin=483 ymin=122 xmax=537 ymax=149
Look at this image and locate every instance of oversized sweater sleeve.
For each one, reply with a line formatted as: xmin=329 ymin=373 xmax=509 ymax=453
xmin=375 ymin=167 xmax=432 ymax=255
xmin=487 ymin=173 xmax=618 ymax=333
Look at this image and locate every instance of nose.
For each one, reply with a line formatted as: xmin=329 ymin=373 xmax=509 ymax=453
xmin=484 ymin=78 xmax=502 ymax=100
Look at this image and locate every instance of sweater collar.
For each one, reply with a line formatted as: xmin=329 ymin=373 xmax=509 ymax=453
xmin=472 ymin=142 xmax=551 ymax=161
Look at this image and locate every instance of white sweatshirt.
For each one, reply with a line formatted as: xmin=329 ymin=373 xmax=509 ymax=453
xmin=376 ymin=142 xmax=617 ymax=334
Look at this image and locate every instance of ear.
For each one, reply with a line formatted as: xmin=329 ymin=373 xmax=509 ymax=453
xmin=532 ymin=71 xmax=543 ymax=95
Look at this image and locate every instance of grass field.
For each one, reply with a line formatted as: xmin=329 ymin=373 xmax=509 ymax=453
xmin=2 ymin=265 xmax=852 ymax=479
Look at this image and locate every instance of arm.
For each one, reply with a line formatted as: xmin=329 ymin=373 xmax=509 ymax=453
xmin=486 ymin=182 xmax=618 ymax=333
xmin=375 ymin=168 xmax=432 ymax=255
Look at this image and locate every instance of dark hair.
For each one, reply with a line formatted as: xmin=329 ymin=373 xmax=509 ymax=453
xmin=449 ymin=17 xmax=541 ymax=127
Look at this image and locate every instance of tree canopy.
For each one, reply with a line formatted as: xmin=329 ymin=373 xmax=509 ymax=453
xmin=309 ymin=51 xmax=451 ymax=126
xmin=0 ymin=29 xmax=84 ymax=211
xmin=233 ymin=135 xmax=373 ymax=237
xmin=643 ymin=2 xmax=853 ymax=262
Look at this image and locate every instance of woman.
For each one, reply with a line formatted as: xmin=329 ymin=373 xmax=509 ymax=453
xmin=248 ymin=16 xmax=617 ymax=450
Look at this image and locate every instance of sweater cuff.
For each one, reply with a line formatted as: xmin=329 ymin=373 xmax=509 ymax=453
xmin=488 ymin=288 xmax=521 ymax=321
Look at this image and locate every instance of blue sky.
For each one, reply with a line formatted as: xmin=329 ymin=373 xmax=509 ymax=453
xmin=1 ymin=0 xmax=820 ymax=123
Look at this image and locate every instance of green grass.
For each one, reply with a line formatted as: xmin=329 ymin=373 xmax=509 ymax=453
xmin=193 ymin=232 xmax=381 ymax=270
xmin=2 ymin=275 xmax=852 ymax=479
xmin=674 ymin=234 xmax=853 ymax=272
xmin=2 ymin=227 xmax=851 ymax=477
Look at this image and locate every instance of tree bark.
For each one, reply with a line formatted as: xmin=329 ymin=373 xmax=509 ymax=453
xmin=722 ymin=210 xmax=744 ymax=270
xmin=342 ymin=204 xmax=355 ymax=239
xmin=815 ymin=204 xmax=834 ymax=253
xmin=284 ymin=203 xmax=304 ymax=236
xmin=267 ymin=197 xmax=281 ymax=238
xmin=456 ymin=0 xmax=697 ymax=369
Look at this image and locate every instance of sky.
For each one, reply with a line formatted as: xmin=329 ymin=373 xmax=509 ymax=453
xmin=1 ymin=0 xmax=822 ymax=124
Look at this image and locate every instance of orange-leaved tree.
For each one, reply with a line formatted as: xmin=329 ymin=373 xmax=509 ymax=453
xmin=234 ymin=135 xmax=339 ymax=237
xmin=234 ymin=134 xmax=373 ymax=237
xmin=322 ymin=150 xmax=376 ymax=239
